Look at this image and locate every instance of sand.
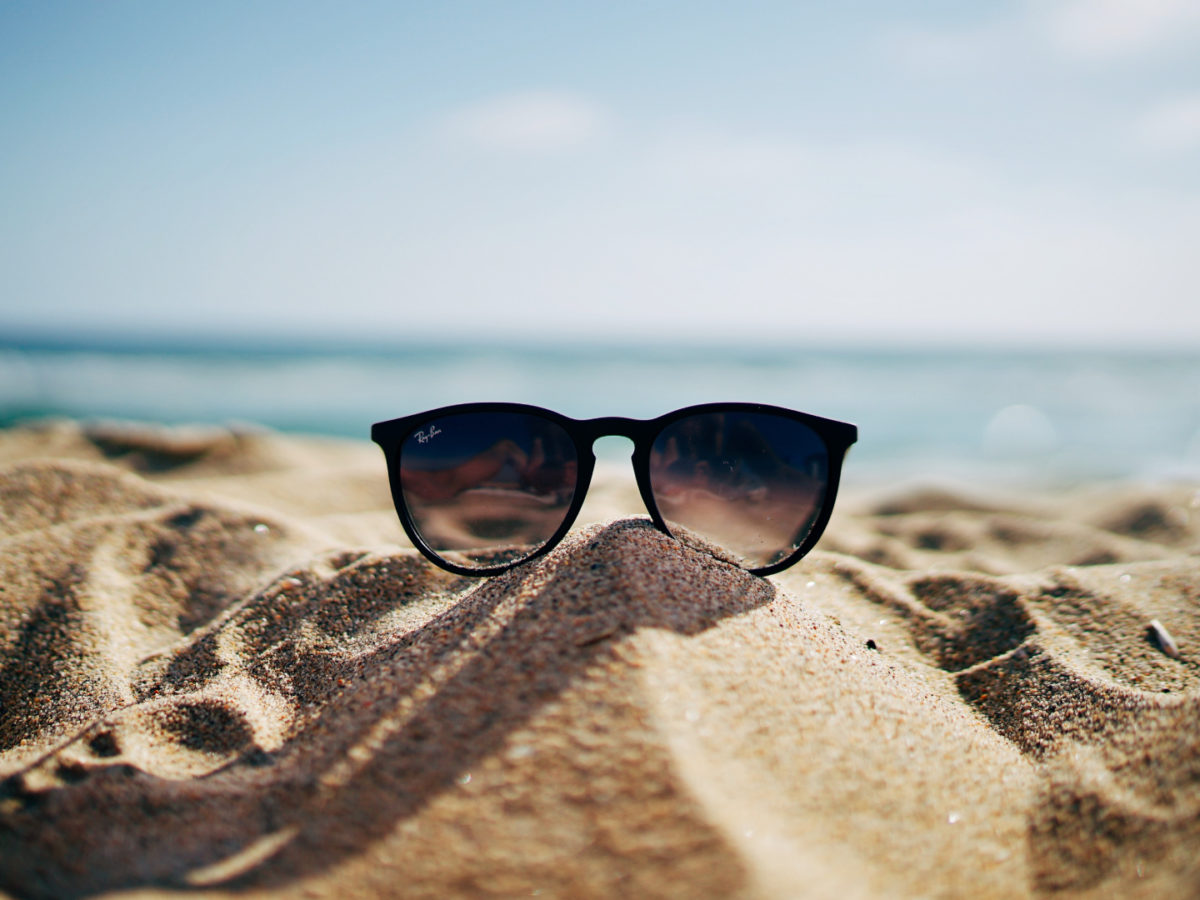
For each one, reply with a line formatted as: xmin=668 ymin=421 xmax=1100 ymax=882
xmin=0 ymin=419 xmax=1198 ymax=899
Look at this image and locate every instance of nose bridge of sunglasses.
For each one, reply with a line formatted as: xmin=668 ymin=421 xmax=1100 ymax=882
xmin=589 ymin=433 xmax=636 ymax=462
xmin=574 ymin=431 xmax=648 ymax=527
xmin=575 ymin=415 xmax=645 ymax=466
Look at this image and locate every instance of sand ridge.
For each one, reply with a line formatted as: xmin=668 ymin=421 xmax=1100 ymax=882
xmin=0 ymin=421 xmax=1197 ymax=898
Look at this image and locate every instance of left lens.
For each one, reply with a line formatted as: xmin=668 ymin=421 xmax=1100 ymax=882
xmin=399 ymin=411 xmax=578 ymax=571
xmin=648 ymin=410 xmax=829 ymax=569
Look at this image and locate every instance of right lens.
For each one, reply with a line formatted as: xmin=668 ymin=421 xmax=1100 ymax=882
xmin=398 ymin=411 xmax=579 ymax=571
xmin=648 ymin=410 xmax=829 ymax=569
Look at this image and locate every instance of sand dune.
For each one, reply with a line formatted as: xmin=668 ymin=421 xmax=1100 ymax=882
xmin=1 ymin=421 xmax=1197 ymax=898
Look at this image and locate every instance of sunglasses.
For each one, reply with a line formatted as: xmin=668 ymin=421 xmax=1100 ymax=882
xmin=371 ymin=402 xmax=857 ymax=577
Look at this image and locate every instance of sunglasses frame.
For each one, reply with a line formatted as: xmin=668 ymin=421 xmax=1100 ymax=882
xmin=372 ymin=402 xmax=857 ymax=578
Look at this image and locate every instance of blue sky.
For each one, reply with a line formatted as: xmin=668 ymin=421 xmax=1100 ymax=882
xmin=2 ymin=1 xmax=1199 ymax=346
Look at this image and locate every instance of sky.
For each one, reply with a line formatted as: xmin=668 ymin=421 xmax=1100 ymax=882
xmin=2 ymin=0 xmax=1199 ymax=347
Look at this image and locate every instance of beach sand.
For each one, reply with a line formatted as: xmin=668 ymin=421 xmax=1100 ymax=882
xmin=1 ymin=420 xmax=1198 ymax=899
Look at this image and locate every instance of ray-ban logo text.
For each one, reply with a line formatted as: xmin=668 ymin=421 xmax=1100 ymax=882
xmin=414 ymin=426 xmax=442 ymax=444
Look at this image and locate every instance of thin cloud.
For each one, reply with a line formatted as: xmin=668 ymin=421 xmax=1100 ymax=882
xmin=883 ymin=0 xmax=1200 ymax=70
xmin=441 ymin=90 xmax=612 ymax=153
xmin=1133 ymin=93 xmax=1200 ymax=153
xmin=1037 ymin=0 xmax=1200 ymax=59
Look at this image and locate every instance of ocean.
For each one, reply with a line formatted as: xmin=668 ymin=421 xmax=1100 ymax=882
xmin=2 ymin=334 xmax=1198 ymax=488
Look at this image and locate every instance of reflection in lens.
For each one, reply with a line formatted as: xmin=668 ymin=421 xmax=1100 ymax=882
xmin=399 ymin=412 xmax=578 ymax=570
xmin=649 ymin=411 xmax=829 ymax=569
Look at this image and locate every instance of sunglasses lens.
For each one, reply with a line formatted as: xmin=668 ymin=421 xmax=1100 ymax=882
xmin=648 ymin=411 xmax=830 ymax=569
xmin=399 ymin=412 xmax=578 ymax=571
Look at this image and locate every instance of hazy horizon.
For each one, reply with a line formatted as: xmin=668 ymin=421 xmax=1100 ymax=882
xmin=4 ymin=319 xmax=1200 ymax=355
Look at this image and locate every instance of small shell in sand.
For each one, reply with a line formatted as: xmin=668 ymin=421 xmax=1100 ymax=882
xmin=1149 ymin=619 xmax=1181 ymax=660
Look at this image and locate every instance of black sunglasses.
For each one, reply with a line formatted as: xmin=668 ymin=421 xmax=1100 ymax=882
xmin=372 ymin=402 xmax=857 ymax=577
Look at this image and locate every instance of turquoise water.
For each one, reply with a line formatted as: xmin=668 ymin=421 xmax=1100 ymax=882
xmin=2 ymin=334 xmax=1198 ymax=487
